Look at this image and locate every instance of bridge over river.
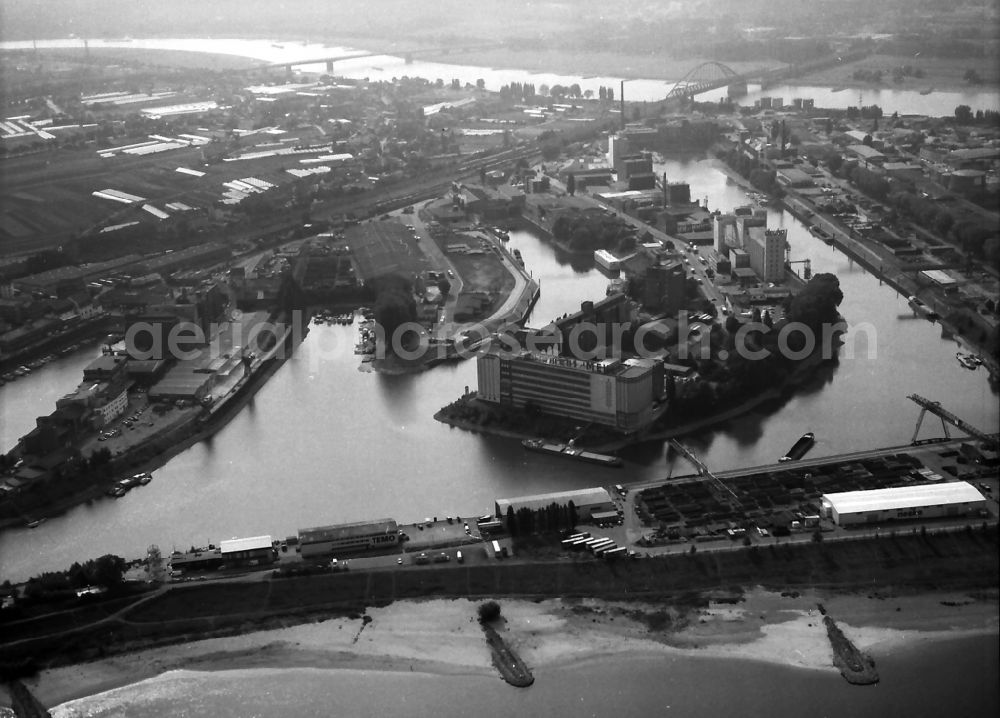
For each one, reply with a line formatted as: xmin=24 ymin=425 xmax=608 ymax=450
xmin=260 ymin=43 xmax=504 ymax=74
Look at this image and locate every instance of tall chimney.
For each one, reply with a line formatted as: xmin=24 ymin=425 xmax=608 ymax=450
xmin=663 ymin=172 xmax=668 ymax=207
xmin=620 ymin=80 xmax=625 ymax=130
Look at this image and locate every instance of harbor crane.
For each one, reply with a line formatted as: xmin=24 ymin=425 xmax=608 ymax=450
xmin=668 ymin=439 xmax=742 ymax=508
xmin=786 ymin=258 xmax=812 ymax=280
xmin=907 ymin=393 xmax=998 ymax=450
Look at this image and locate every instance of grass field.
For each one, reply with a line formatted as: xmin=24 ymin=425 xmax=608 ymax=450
xmin=3 ymin=526 xmax=996 ymax=669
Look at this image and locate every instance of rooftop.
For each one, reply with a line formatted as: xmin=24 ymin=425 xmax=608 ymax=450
xmin=299 ymin=519 xmax=398 ymax=542
xmin=822 ymin=482 xmax=985 ymax=515
xmin=497 ymin=487 xmax=614 ymax=513
xmin=220 ymin=535 xmax=273 ymax=554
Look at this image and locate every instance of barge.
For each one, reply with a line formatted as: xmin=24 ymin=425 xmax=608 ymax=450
xmin=522 ymin=439 xmax=623 ymax=468
xmin=779 ymin=432 xmax=815 ymax=462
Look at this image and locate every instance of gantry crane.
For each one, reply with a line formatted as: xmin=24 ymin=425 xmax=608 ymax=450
xmin=908 ymin=393 xmax=998 ymax=450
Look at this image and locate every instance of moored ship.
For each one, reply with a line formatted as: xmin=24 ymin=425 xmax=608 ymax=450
xmin=522 ymin=439 xmax=623 ymax=468
xmin=779 ymin=432 xmax=815 ymax=462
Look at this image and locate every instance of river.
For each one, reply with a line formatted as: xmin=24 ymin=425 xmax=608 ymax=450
xmin=49 ymin=632 xmax=1000 ymax=717
xmin=1 ymin=155 xmax=996 ymax=582
xmin=1 ymin=37 xmax=998 ymax=114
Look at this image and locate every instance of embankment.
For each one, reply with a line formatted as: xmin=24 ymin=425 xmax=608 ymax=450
xmin=481 ymin=622 xmax=534 ymax=687
xmin=820 ymin=609 xmax=880 ymax=685
xmin=0 ymin=317 xmax=306 ymax=530
xmin=3 ymin=527 xmax=996 ymax=669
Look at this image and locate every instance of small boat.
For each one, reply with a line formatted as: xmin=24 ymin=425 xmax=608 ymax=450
xmin=956 ymin=352 xmax=979 ymax=370
xmin=809 ymin=225 xmax=833 ymax=243
xmin=134 ymin=472 xmax=153 ymax=485
xmin=26 ymin=518 xmax=46 ymax=529
xmin=779 ymin=432 xmax=815 ymax=462
xmin=907 ymin=296 xmax=939 ymax=321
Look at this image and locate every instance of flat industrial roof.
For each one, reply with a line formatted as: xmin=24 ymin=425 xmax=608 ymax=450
xmin=220 ymin=535 xmax=273 ymax=554
xmin=497 ymin=487 xmax=613 ymax=513
xmin=823 ymin=482 xmax=985 ymax=515
xmin=299 ymin=519 xmax=398 ymax=542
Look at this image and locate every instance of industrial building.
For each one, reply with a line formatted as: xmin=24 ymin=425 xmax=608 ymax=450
xmin=820 ymin=482 xmax=987 ymax=527
xmin=495 ymin=487 xmax=617 ymax=526
xmin=476 ymin=349 xmax=663 ymax=432
xmin=298 ymin=519 xmax=399 ymax=558
xmin=713 ymin=207 xmax=786 ymax=283
xmin=220 ymin=535 xmax=276 ymax=565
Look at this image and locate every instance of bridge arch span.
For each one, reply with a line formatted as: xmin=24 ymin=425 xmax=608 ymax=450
xmin=666 ymin=61 xmax=744 ymax=100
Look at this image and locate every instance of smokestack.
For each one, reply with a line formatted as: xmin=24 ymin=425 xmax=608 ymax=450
xmin=663 ymin=172 xmax=668 ymax=207
xmin=620 ymin=80 xmax=625 ymax=131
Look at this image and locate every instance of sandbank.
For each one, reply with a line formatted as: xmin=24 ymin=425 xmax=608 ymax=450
xmin=13 ymin=586 xmax=996 ymax=711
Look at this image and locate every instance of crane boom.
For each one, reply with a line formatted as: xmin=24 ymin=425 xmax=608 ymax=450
xmin=907 ymin=393 xmax=998 ymax=449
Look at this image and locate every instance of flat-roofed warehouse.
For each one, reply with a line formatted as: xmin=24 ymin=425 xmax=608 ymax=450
xmin=298 ymin=519 xmax=399 ymax=558
xmin=220 ymin=535 xmax=275 ymax=564
xmin=821 ymin=482 xmax=987 ymax=526
xmin=495 ymin=487 xmax=616 ymax=526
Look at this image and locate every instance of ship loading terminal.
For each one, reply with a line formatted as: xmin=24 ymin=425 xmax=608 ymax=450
xmin=158 ymin=427 xmax=999 ymax=580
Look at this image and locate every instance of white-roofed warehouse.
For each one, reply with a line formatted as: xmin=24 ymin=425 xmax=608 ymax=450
xmin=220 ymin=535 xmax=275 ymax=564
xmin=821 ymin=483 xmax=986 ymax=526
xmin=496 ymin=487 xmax=616 ymax=526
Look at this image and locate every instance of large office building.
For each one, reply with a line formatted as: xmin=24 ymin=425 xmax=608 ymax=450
xmin=496 ymin=487 xmax=617 ymax=526
xmin=821 ymin=483 xmax=987 ymax=527
xmin=477 ymin=349 xmax=662 ymax=432
xmin=298 ymin=519 xmax=399 ymax=558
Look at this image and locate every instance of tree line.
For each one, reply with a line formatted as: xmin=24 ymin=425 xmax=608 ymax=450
xmin=505 ymin=501 xmax=578 ymax=536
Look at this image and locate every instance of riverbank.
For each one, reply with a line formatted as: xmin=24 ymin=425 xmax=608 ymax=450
xmin=9 ymin=587 xmax=996 ymax=711
xmin=0 ymin=318 xmax=306 ymax=531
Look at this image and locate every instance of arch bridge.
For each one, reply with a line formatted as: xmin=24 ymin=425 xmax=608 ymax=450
xmin=664 ymin=61 xmax=750 ymax=102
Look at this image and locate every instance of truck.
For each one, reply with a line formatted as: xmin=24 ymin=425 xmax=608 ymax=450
xmin=491 ymin=540 xmax=503 ymax=558
xmin=589 ymin=539 xmax=616 ymax=554
xmin=456 ymin=550 xmax=463 ymax=563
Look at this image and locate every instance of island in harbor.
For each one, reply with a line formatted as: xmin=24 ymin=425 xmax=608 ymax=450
xmin=436 ymin=272 xmax=847 ymax=453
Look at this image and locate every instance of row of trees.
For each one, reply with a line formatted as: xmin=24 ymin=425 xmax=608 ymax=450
xmin=954 ymin=105 xmax=1000 ymax=124
xmin=504 ymin=502 xmax=577 ymax=537
xmin=496 ymin=82 xmax=617 ymax=103
xmin=372 ymin=274 xmax=417 ymax=348
xmin=551 ymin=212 xmax=636 ymax=253
xmin=22 ymin=554 xmax=127 ymax=603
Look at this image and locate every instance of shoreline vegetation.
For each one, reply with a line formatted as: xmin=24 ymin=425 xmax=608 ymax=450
xmin=5 ymin=583 xmax=996 ymax=710
xmin=2 ymin=528 xmax=996 ymax=682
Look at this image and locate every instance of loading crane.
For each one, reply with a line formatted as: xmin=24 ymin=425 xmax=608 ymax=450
xmin=787 ymin=258 xmax=811 ymax=280
xmin=907 ymin=393 xmax=998 ymax=450
xmin=668 ymin=439 xmax=742 ymax=508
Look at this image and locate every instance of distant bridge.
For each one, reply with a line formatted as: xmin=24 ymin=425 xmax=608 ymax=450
xmin=664 ymin=61 xmax=760 ymax=103
xmin=260 ymin=44 xmax=503 ymax=73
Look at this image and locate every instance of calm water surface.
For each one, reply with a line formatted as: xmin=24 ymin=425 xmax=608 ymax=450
xmin=50 ymin=633 xmax=999 ymax=718
xmin=1 ymin=157 xmax=995 ymax=581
